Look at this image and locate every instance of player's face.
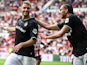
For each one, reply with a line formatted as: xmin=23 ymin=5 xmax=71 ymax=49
xmin=59 ymin=5 xmax=67 ymax=19
xmin=21 ymin=4 xmax=31 ymax=17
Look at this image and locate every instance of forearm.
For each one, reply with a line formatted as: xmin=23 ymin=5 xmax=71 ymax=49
xmin=36 ymin=20 xmax=49 ymax=29
xmin=45 ymin=31 xmax=63 ymax=39
xmin=13 ymin=39 xmax=37 ymax=53
xmin=3 ymin=27 xmax=16 ymax=32
xmin=45 ymin=34 xmax=59 ymax=39
xmin=37 ymin=21 xmax=59 ymax=30
xmin=45 ymin=25 xmax=70 ymax=39
xmin=20 ymin=39 xmax=37 ymax=48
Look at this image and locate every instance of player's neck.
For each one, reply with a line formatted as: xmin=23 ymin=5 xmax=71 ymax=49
xmin=22 ymin=15 xmax=30 ymax=21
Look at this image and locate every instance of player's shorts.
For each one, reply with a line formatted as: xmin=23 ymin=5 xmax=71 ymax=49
xmin=4 ymin=53 xmax=36 ymax=65
xmin=72 ymin=53 xmax=87 ymax=65
xmin=35 ymin=55 xmax=41 ymax=61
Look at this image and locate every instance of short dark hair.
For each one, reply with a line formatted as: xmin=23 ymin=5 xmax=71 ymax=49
xmin=63 ymin=4 xmax=73 ymax=14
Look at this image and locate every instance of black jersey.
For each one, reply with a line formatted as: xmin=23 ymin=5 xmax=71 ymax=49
xmin=57 ymin=14 xmax=87 ymax=57
xmin=15 ymin=17 xmax=38 ymax=57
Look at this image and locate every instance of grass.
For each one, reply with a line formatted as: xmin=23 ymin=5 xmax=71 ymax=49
xmin=0 ymin=59 xmax=5 ymax=65
xmin=40 ymin=61 xmax=72 ymax=65
xmin=0 ymin=59 xmax=72 ymax=65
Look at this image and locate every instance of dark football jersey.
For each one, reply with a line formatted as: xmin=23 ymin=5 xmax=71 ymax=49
xmin=15 ymin=17 xmax=38 ymax=57
xmin=57 ymin=14 xmax=87 ymax=57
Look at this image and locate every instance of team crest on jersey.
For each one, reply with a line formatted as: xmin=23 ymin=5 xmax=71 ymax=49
xmin=24 ymin=22 xmax=28 ymax=27
xmin=32 ymin=29 xmax=37 ymax=34
xmin=65 ymin=18 xmax=69 ymax=23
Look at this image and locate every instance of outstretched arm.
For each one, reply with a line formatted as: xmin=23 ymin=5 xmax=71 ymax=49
xmin=1 ymin=26 xmax=16 ymax=32
xmin=40 ymin=25 xmax=69 ymax=39
xmin=35 ymin=18 xmax=59 ymax=30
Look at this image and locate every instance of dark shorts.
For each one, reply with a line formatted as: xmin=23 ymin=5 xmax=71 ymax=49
xmin=35 ymin=55 xmax=41 ymax=60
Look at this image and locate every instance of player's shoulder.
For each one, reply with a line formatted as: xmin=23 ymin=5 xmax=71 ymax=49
xmin=28 ymin=17 xmax=37 ymax=23
xmin=67 ymin=14 xmax=78 ymax=22
xmin=65 ymin=14 xmax=77 ymax=23
xmin=28 ymin=17 xmax=38 ymax=27
xmin=29 ymin=17 xmax=35 ymax=20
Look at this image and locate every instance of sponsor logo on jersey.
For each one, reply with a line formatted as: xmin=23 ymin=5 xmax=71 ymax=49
xmin=16 ymin=26 xmax=26 ymax=33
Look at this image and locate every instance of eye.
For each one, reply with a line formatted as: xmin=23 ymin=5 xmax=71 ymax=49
xmin=27 ymin=7 xmax=30 ymax=10
xmin=23 ymin=7 xmax=30 ymax=10
xmin=23 ymin=7 xmax=26 ymax=9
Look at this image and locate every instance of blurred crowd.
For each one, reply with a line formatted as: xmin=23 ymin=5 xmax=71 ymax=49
xmin=0 ymin=0 xmax=87 ymax=57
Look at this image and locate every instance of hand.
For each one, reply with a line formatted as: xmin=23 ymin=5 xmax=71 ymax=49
xmin=39 ymin=33 xmax=47 ymax=39
xmin=13 ymin=43 xmax=23 ymax=53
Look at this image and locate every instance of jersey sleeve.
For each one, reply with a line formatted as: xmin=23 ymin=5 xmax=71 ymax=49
xmin=30 ymin=20 xmax=38 ymax=40
xmin=64 ymin=18 xmax=73 ymax=29
xmin=64 ymin=17 xmax=73 ymax=33
xmin=57 ymin=17 xmax=73 ymax=34
xmin=57 ymin=23 xmax=65 ymax=29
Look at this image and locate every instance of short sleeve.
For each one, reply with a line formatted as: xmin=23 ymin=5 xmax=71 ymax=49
xmin=64 ymin=17 xmax=73 ymax=29
xmin=57 ymin=23 xmax=65 ymax=29
xmin=30 ymin=20 xmax=38 ymax=40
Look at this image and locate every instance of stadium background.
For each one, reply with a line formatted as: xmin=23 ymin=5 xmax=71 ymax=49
xmin=0 ymin=0 xmax=87 ymax=65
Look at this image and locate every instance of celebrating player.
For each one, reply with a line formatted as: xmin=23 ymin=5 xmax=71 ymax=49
xmin=2 ymin=1 xmax=38 ymax=65
xmin=36 ymin=4 xmax=87 ymax=65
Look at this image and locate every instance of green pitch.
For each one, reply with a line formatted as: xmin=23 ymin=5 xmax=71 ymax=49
xmin=41 ymin=61 xmax=72 ymax=65
xmin=0 ymin=59 xmax=72 ymax=65
xmin=0 ymin=59 xmax=5 ymax=65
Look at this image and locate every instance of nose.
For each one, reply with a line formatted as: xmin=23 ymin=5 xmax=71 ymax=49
xmin=25 ymin=8 xmax=29 ymax=11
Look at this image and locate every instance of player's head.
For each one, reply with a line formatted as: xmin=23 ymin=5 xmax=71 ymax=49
xmin=59 ymin=4 xmax=73 ymax=18
xmin=21 ymin=1 xmax=31 ymax=17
